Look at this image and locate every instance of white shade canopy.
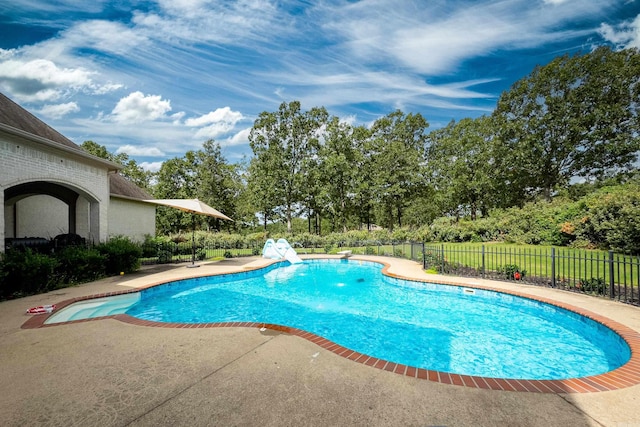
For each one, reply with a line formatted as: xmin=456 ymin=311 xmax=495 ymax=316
xmin=144 ymin=198 xmax=233 ymax=221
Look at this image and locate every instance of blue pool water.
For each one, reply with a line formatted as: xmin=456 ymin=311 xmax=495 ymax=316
xmin=120 ymin=259 xmax=630 ymax=380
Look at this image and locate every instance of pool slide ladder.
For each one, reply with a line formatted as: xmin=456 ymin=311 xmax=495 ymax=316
xmin=261 ymin=238 xmax=303 ymax=264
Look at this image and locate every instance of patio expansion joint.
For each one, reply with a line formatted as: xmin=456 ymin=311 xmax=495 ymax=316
xmin=122 ymin=334 xmax=277 ymax=425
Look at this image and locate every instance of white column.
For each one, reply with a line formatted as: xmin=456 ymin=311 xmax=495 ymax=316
xmin=89 ymin=201 xmax=101 ymax=244
xmin=75 ymin=196 xmax=90 ymax=239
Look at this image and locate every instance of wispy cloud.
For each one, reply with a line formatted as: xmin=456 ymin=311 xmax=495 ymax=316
xmin=116 ymin=145 xmax=165 ymax=157
xmin=321 ymin=0 xmax=610 ymax=75
xmin=599 ymin=14 xmax=640 ymax=49
xmin=38 ymin=101 xmax=79 ymax=119
xmin=1 ymin=0 xmax=636 ymax=166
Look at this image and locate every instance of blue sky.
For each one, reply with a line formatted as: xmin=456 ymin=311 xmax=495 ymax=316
xmin=2 ymin=0 xmax=640 ymax=171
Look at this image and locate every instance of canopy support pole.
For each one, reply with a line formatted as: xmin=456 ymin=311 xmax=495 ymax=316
xmin=187 ymin=214 xmax=200 ymax=268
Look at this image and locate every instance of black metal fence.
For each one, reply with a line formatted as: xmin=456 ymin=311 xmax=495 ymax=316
xmin=423 ymin=244 xmax=639 ymax=306
xmin=139 ymin=239 xmax=638 ymax=306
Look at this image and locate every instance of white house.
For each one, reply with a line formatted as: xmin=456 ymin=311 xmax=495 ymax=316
xmin=0 ymin=92 xmax=156 ymax=251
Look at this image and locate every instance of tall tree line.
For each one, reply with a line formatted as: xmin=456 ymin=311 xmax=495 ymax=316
xmin=84 ymin=46 xmax=640 ymax=235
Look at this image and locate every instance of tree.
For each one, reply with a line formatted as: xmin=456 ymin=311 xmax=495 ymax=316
xmin=249 ymin=101 xmax=328 ymax=232
xmin=195 ymin=140 xmax=241 ymax=231
xmin=493 ymin=46 xmax=640 ymax=201
xmin=153 ymin=153 xmax=199 ymax=234
xmin=426 ymin=116 xmax=497 ymax=219
xmin=350 ymin=125 xmax=375 ymax=230
xmin=319 ymin=117 xmax=359 ymax=232
xmin=368 ymin=111 xmax=429 ymax=228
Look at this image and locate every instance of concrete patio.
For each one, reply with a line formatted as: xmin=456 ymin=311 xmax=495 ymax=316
xmin=1 ymin=256 xmax=639 ymax=426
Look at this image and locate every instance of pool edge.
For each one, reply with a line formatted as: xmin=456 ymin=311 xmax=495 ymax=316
xmin=20 ymin=256 xmax=640 ymax=394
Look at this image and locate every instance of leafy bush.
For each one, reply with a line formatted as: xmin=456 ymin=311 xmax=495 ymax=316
xmin=54 ymin=246 xmax=106 ymax=284
xmin=578 ymin=277 xmax=606 ymax=294
xmin=97 ymin=236 xmax=142 ymax=274
xmin=496 ymin=264 xmax=526 ymax=280
xmin=223 ymin=250 xmax=233 ymax=258
xmin=574 ymin=185 xmax=640 ymax=254
xmin=0 ymin=249 xmax=60 ymax=298
xmin=365 ymin=246 xmax=375 ymax=255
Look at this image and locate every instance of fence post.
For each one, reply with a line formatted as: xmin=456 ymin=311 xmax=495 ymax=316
xmin=422 ymin=242 xmax=426 ymax=270
xmin=608 ymin=250 xmax=615 ymax=300
xmin=551 ymin=247 xmax=556 ymax=288
xmin=441 ymin=243 xmax=445 ymax=272
xmin=481 ymin=245 xmax=485 ymax=279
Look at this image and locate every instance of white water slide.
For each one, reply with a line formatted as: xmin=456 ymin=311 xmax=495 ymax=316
xmin=261 ymin=238 xmax=303 ymax=264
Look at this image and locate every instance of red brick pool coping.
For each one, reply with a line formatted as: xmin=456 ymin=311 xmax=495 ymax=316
xmin=22 ymin=258 xmax=640 ymax=394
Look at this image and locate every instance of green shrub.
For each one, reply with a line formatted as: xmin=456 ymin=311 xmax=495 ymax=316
xmin=496 ymin=264 xmax=526 ymax=280
xmin=54 ymin=246 xmax=106 ymax=284
xmin=97 ymin=236 xmax=142 ymax=274
xmin=365 ymin=246 xmax=375 ymax=255
xmin=574 ymin=185 xmax=640 ymax=254
xmin=194 ymin=248 xmax=206 ymax=260
xmin=578 ymin=277 xmax=606 ymax=294
xmin=223 ymin=250 xmax=233 ymax=258
xmin=0 ymin=249 xmax=60 ymax=298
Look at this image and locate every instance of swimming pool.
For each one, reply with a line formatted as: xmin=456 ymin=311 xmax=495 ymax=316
xmin=47 ymin=259 xmax=631 ymax=381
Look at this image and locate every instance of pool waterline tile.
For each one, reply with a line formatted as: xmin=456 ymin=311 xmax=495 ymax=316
xmin=20 ymin=256 xmax=640 ymax=394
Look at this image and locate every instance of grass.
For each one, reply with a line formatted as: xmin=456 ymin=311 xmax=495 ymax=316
xmin=424 ymin=242 xmax=639 ymax=292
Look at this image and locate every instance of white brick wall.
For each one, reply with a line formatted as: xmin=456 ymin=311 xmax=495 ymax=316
xmin=108 ymin=197 xmax=156 ymax=242
xmin=1 ymin=132 xmax=109 ymax=247
xmin=12 ymin=195 xmax=68 ymax=238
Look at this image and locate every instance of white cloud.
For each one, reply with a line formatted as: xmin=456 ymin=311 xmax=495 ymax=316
xmin=185 ymin=107 xmax=244 ymax=126
xmin=186 ymin=107 xmax=244 ymax=139
xmin=0 ymin=58 xmax=95 ymax=101
xmin=599 ymin=14 xmax=640 ymax=49
xmin=223 ymin=127 xmax=251 ymax=146
xmin=92 ymin=82 xmax=124 ymax=95
xmin=323 ymin=0 xmax=608 ymax=75
xmin=171 ymin=111 xmax=186 ymax=124
xmin=140 ymin=161 xmax=163 ymax=172
xmin=63 ymin=20 xmax=148 ymax=56
xmin=38 ymin=102 xmax=79 ymax=119
xmin=116 ymin=144 xmax=166 ymax=157
xmin=133 ymin=0 xmax=284 ymax=46
xmin=111 ymin=91 xmax=172 ymax=123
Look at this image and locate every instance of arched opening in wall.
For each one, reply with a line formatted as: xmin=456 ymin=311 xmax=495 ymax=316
xmin=4 ymin=181 xmax=99 ymax=245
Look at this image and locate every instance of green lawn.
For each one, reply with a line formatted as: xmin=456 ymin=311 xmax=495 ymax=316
xmin=423 ymin=242 xmax=639 ymax=291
